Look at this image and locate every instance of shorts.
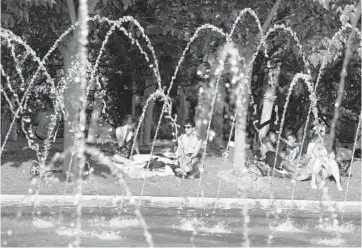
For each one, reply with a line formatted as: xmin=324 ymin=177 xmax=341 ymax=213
xmin=265 ymin=151 xmax=284 ymax=170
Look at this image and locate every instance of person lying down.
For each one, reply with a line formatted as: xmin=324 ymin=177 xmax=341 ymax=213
xmin=110 ymin=115 xmax=178 ymax=178
xmin=112 ymin=115 xmax=152 ymax=166
xmin=112 ymin=116 xmax=204 ymax=179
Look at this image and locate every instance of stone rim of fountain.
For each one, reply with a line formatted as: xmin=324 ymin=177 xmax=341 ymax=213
xmin=1 ymin=194 xmax=360 ymax=213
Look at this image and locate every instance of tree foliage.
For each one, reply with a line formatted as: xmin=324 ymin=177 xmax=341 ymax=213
xmin=1 ymin=0 xmax=360 ymax=142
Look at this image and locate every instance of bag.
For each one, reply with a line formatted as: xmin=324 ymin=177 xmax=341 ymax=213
xmin=143 ymin=158 xmax=166 ymax=171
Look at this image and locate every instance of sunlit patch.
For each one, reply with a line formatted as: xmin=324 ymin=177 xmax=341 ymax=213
xmin=32 ymin=218 xmax=54 ymax=228
xmin=312 ymin=237 xmax=345 ymax=246
xmin=2 ymin=162 xmax=15 ymax=167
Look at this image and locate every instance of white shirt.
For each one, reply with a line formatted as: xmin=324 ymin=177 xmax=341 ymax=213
xmin=307 ymin=141 xmax=327 ymax=159
xmin=177 ymin=133 xmax=201 ymax=155
xmin=115 ymin=125 xmax=133 ymax=147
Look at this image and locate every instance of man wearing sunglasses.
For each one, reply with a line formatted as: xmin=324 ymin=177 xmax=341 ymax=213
xmin=175 ymin=119 xmax=202 ymax=178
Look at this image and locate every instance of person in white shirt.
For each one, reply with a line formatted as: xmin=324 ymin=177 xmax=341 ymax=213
xmin=115 ymin=115 xmax=140 ymax=158
xmin=281 ymin=134 xmax=300 ymax=162
xmin=113 ymin=115 xmax=151 ymax=165
xmin=175 ymin=119 xmax=202 ymax=178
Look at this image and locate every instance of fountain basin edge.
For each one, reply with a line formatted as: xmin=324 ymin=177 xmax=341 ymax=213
xmin=1 ymin=194 xmax=360 ymax=213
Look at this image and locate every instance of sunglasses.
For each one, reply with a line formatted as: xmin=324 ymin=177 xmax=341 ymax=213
xmin=184 ymin=125 xmax=193 ymax=129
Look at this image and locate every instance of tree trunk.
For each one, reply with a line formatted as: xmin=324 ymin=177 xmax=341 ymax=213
xmin=211 ymin=83 xmax=226 ymax=148
xmin=177 ymin=86 xmax=188 ymax=133
xmin=258 ymin=61 xmax=281 ymax=141
xmin=195 ymin=85 xmax=212 ymax=140
xmin=232 ymin=0 xmax=282 ymax=176
xmin=131 ymin=80 xmax=137 ymax=118
xmin=233 ymin=67 xmax=252 ymax=176
xmin=1 ymin=107 xmax=18 ymax=141
xmin=87 ymin=95 xmax=103 ymax=143
xmin=142 ymin=77 xmax=156 ymax=145
xmin=62 ymin=34 xmax=80 ymax=179
xmin=61 ymin=0 xmax=99 ymax=179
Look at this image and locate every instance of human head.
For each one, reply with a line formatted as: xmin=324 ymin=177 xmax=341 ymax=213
xmin=184 ymin=119 xmax=195 ymax=135
xmin=287 ymin=134 xmax=297 ymax=143
xmin=312 ymin=123 xmax=326 ymax=142
xmin=267 ymin=130 xmax=277 ymax=143
xmin=122 ymin=115 xmax=137 ymax=129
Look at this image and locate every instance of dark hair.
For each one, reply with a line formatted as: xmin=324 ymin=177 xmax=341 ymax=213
xmin=122 ymin=114 xmax=137 ymax=126
xmin=287 ymin=134 xmax=296 ymax=139
xmin=184 ymin=119 xmax=195 ymax=127
xmin=266 ymin=129 xmax=277 ymax=137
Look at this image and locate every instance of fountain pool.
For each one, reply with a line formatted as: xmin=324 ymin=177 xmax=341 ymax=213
xmin=1 ymin=204 xmax=361 ymax=247
xmin=1 ymin=0 xmax=361 ymax=246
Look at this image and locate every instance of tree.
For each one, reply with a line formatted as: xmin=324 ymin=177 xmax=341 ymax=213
xmin=1 ymin=0 xmax=360 ymax=180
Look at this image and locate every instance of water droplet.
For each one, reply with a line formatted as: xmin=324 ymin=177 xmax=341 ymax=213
xmin=7 ymin=230 xmax=12 ymax=236
xmin=28 ymin=189 xmax=33 ymax=194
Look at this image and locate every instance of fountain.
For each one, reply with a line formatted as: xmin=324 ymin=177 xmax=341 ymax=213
xmin=1 ymin=1 xmax=361 ymax=247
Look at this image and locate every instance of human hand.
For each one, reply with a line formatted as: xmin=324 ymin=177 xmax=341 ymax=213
xmin=180 ymin=155 xmax=192 ymax=164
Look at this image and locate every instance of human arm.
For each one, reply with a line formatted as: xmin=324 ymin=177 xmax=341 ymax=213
xmin=190 ymin=138 xmax=202 ymax=159
xmin=115 ymin=127 xmax=125 ymax=147
xmin=281 ymin=138 xmax=293 ymax=147
xmin=288 ymin=145 xmax=300 ymax=161
xmin=175 ymin=136 xmax=185 ymax=158
xmin=265 ymin=140 xmax=276 ymax=152
xmin=134 ymin=140 xmax=140 ymax=155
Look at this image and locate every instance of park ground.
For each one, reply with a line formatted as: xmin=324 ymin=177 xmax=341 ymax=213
xmin=1 ymin=140 xmax=361 ymax=201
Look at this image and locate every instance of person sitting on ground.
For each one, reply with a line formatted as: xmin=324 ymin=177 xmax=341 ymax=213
xmin=115 ymin=115 xmax=140 ymax=158
xmin=295 ymin=123 xmax=341 ymax=183
xmin=280 ymin=134 xmax=300 ymax=162
xmin=113 ymin=115 xmax=153 ymax=166
xmin=259 ymin=130 xmax=297 ymax=174
xmin=174 ymin=119 xmax=202 ymax=178
xmin=259 ymin=130 xmax=278 ymax=159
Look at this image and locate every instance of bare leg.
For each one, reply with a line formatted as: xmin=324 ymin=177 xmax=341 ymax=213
xmin=318 ymin=169 xmax=327 ymax=189
xmin=311 ymin=173 xmax=318 ymax=189
xmin=115 ymin=127 xmax=123 ymax=147
xmin=310 ymin=159 xmax=322 ymax=189
xmin=188 ymin=158 xmax=201 ymax=178
xmin=281 ymin=161 xmax=297 ymax=173
xmin=175 ymin=156 xmax=190 ymax=177
xmin=329 ymin=159 xmax=343 ymax=191
xmin=113 ymin=154 xmax=148 ymax=167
